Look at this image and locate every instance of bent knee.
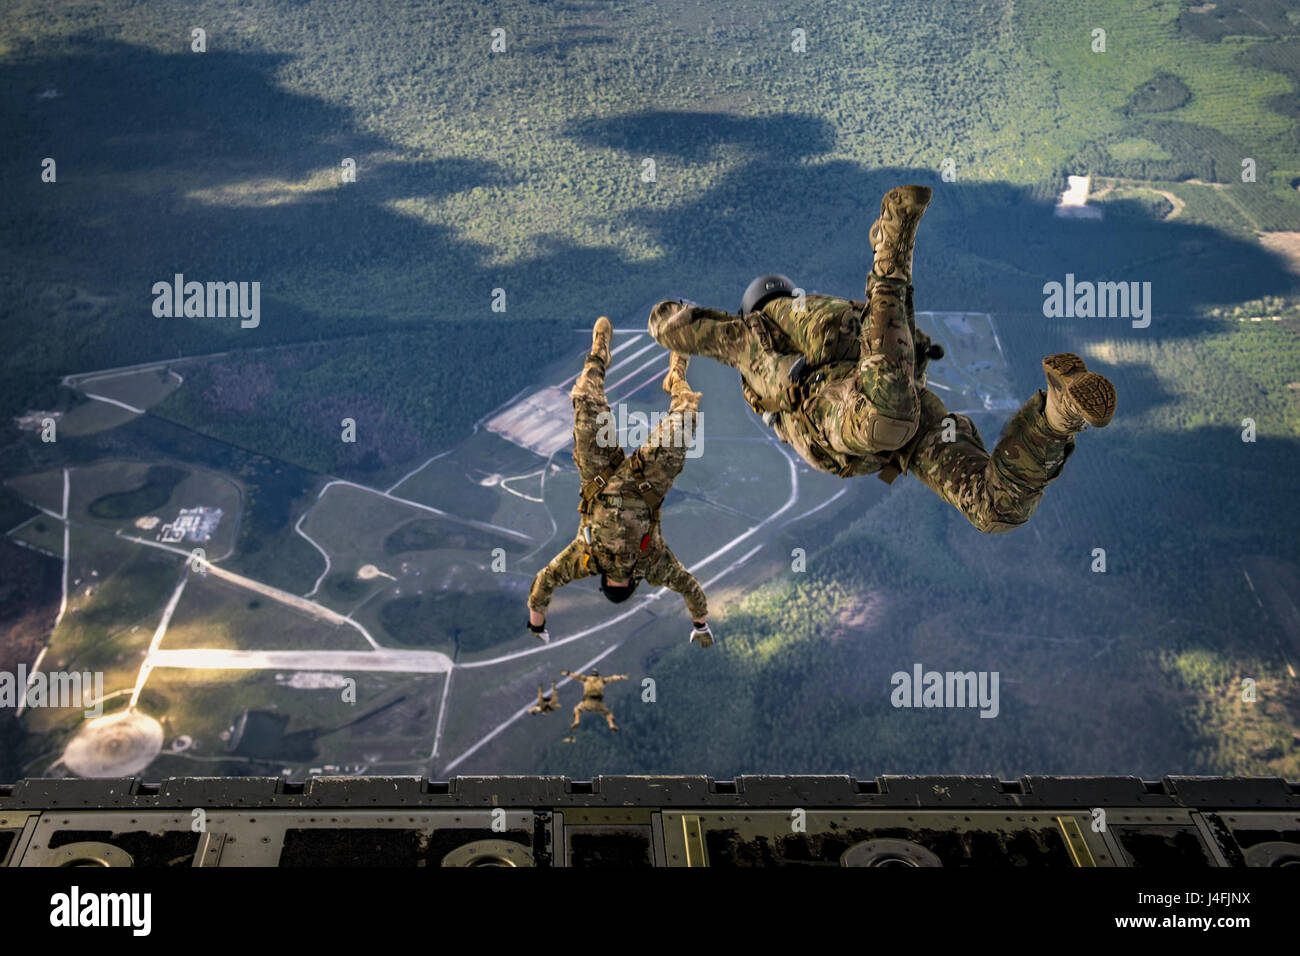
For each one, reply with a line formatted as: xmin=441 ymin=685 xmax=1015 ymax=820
xmin=648 ymin=299 xmax=683 ymax=340
xmin=859 ymin=377 xmax=923 ymax=451
xmin=865 ymin=394 xmax=920 ymax=451
xmin=867 ymin=414 xmax=917 ymax=450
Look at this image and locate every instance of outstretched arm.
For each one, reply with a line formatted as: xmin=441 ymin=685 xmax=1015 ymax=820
xmin=528 ymin=538 xmax=593 ymax=616
xmin=561 ymin=669 xmax=587 ymax=681
xmin=643 ymin=545 xmax=708 ymax=621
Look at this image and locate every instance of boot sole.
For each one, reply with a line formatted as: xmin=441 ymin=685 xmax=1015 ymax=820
xmin=883 ymin=184 xmax=933 ymax=215
xmin=874 ymin=185 xmax=932 ymax=231
xmin=1043 ymin=353 xmax=1116 ymax=428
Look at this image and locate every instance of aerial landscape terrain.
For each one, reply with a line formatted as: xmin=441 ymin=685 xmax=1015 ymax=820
xmin=1 ymin=0 xmax=1298 ymax=782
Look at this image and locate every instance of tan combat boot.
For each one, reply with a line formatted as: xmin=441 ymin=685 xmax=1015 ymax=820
xmin=1043 ymin=353 xmax=1116 ymax=433
xmin=591 ymin=315 xmax=613 ymax=367
xmin=572 ymin=316 xmax=614 ymax=402
xmin=662 ymin=351 xmax=689 ymax=394
xmin=649 ymin=299 xmax=751 ymax=364
xmin=861 ymin=186 xmax=930 ymax=390
xmin=662 ymin=351 xmax=701 ymax=403
xmin=867 ymin=184 xmax=932 ymax=288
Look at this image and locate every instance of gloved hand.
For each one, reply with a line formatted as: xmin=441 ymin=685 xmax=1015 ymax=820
xmin=690 ymin=620 xmax=713 ymax=648
xmin=528 ymin=620 xmax=550 ymax=644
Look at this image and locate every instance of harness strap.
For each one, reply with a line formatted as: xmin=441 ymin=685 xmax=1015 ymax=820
xmin=627 ymin=449 xmax=664 ymax=523
xmin=578 ymin=446 xmax=663 ymax=570
xmin=578 ymin=446 xmax=625 ymax=515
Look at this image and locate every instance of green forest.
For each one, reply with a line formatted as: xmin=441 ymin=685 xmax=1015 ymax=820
xmin=3 ymin=0 xmax=1297 ymax=437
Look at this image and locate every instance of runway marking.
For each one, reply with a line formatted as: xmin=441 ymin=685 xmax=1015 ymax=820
xmin=429 ymin=668 xmax=453 ymax=761
xmin=58 ymin=468 xmax=69 ymax=625
xmin=146 ymin=647 xmax=453 ymax=673
xmin=559 ymin=339 xmax=657 ymax=388
xmin=116 ymin=529 xmax=381 ymax=648
xmin=130 ymin=572 xmax=190 ymax=708
xmin=42 ymin=333 xmax=828 ymax=778
xmin=440 ymin=642 xmax=626 ymax=774
xmin=18 ymin=469 xmax=71 ymax=718
xmin=314 ymin=478 xmax=533 ymax=543
xmin=782 ymin=487 xmax=848 ymax=528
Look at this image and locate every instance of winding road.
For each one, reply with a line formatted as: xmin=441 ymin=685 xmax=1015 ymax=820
xmin=20 ymin=324 xmax=832 ymax=777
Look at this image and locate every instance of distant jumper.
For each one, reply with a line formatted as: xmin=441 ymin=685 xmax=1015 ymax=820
xmin=561 ymin=669 xmax=628 ymax=732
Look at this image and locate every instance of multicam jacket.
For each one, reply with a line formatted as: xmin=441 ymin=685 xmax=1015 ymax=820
xmin=527 ymin=472 xmax=707 ymax=620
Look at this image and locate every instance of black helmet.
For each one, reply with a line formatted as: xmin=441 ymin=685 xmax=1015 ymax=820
xmin=599 ymin=574 xmax=640 ymax=603
xmin=741 ymin=273 xmax=796 ymax=315
xmin=591 ymin=669 xmax=600 ymax=677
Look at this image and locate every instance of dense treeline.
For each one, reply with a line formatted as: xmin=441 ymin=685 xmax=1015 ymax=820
xmin=4 ymin=0 xmax=1296 ymax=431
xmin=1070 ymin=121 xmax=1271 ymax=186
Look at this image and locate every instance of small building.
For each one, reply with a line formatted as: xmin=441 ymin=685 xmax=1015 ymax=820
xmin=159 ymin=506 xmax=223 ymax=543
xmin=1054 ymin=175 xmax=1103 ymax=220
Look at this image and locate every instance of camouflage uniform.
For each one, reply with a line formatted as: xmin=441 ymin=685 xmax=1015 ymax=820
xmin=648 ymin=291 xmax=1075 ymax=534
xmin=565 ymin=670 xmax=627 ymax=731
xmin=527 ymin=349 xmax=709 ymax=616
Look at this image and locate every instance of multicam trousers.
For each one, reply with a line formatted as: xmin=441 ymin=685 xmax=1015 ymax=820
xmin=648 ymin=295 xmax=1074 ymax=534
xmin=570 ymin=351 xmax=699 ymax=495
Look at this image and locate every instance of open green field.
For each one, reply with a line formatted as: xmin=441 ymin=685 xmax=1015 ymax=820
xmin=5 ymin=469 xmax=64 ymax=518
xmin=17 ymin=531 xmax=178 ymax=741
xmin=55 ymin=398 xmax=139 ymax=437
xmin=78 ymin=367 xmax=181 ymax=411
xmin=136 ymin=668 xmax=446 ymax=776
xmin=8 ymin=513 xmax=64 ymax=557
xmin=66 ymin=459 xmax=242 ymax=557
xmin=161 ymin=571 xmax=370 ymax=652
